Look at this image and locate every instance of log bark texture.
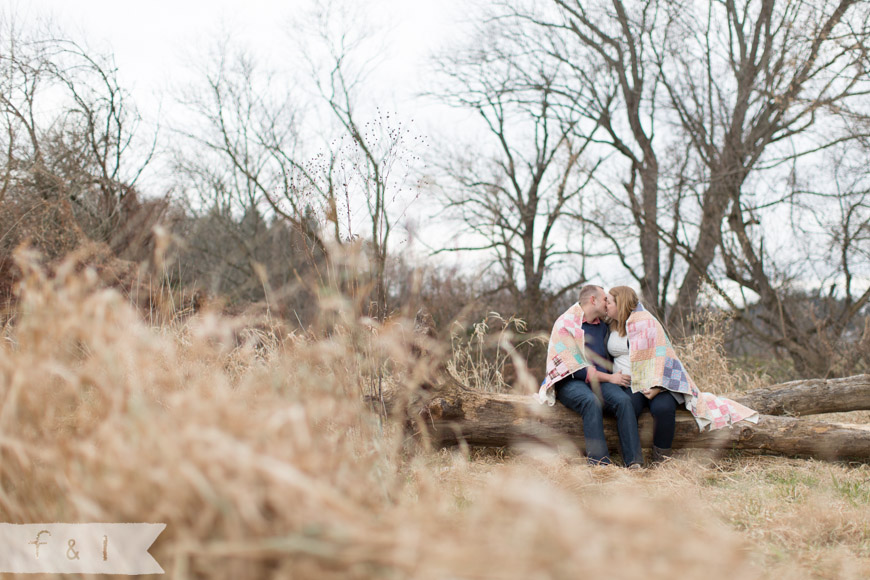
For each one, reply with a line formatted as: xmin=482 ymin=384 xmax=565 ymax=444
xmin=733 ymin=374 xmax=870 ymax=416
xmin=398 ymin=376 xmax=870 ymax=461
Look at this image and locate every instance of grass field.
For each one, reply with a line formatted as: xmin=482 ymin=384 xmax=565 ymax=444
xmin=1 ymin=257 xmax=869 ymax=579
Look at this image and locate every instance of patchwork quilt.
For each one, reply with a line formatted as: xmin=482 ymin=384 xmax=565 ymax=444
xmin=626 ymin=308 xmax=759 ymax=431
xmin=537 ymin=303 xmax=592 ymax=405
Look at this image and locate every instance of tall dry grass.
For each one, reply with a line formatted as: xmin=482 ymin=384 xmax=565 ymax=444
xmin=446 ymin=313 xmax=541 ymax=394
xmin=0 ymin=254 xmax=868 ymax=579
xmin=675 ymin=309 xmax=771 ymax=395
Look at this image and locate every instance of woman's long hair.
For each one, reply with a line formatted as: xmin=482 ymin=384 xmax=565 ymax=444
xmin=608 ymin=286 xmax=639 ymax=337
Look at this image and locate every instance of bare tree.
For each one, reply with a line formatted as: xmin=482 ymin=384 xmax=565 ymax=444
xmin=476 ymin=0 xmax=870 ymax=375
xmin=622 ymin=0 xmax=870 ymax=375
xmin=0 ymin=11 xmax=158 ymax=266
xmin=174 ymin=16 xmax=423 ymax=321
xmin=303 ymin=0 xmax=424 ymax=321
xmin=708 ymin=143 xmax=870 ymax=376
xmin=654 ymin=0 xmax=870 ymax=329
xmin=171 ymin=38 xmax=334 ymax=299
xmin=493 ymin=0 xmax=673 ymax=314
xmin=430 ymin=21 xmax=600 ymax=325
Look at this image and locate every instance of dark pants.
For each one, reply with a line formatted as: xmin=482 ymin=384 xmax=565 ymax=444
xmin=630 ymin=389 xmax=678 ymax=449
xmin=555 ymin=379 xmax=643 ymax=466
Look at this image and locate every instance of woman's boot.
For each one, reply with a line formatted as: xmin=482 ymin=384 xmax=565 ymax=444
xmin=652 ymin=445 xmax=673 ymax=465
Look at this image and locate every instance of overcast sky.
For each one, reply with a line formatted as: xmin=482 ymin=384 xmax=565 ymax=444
xmin=24 ymin=0 xmax=468 ymax=127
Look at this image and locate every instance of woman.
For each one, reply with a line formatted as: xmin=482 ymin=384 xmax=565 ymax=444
xmin=605 ymin=287 xmax=679 ymax=463
xmin=604 ymin=286 xmax=759 ymax=464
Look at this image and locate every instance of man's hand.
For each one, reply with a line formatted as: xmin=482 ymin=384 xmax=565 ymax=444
xmin=612 ymin=371 xmax=631 ymax=387
xmin=642 ymin=387 xmax=663 ymax=400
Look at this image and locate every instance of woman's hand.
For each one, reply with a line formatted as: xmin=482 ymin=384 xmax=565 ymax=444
xmin=642 ymin=387 xmax=663 ymax=400
xmin=612 ymin=371 xmax=631 ymax=387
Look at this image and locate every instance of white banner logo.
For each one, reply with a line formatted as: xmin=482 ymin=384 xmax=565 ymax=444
xmin=0 ymin=523 xmax=165 ymax=574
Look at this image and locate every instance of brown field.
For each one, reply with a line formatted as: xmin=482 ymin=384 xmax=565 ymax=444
xmin=1 ymin=257 xmax=869 ymax=579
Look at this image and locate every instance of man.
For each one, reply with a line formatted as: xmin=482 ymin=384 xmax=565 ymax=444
xmin=538 ymin=285 xmax=642 ymax=467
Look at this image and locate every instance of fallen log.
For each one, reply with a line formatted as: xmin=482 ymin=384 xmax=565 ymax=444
xmin=399 ymin=377 xmax=870 ymax=461
xmin=733 ymin=374 xmax=870 ymax=416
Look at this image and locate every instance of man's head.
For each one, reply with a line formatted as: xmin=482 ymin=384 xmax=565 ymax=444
xmin=577 ymin=285 xmax=607 ymax=320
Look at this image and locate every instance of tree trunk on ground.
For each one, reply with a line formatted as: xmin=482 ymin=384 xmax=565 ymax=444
xmin=388 ymin=374 xmax=870 ymax=462
xmin=733 ymin=374 xmax=870 ymax=417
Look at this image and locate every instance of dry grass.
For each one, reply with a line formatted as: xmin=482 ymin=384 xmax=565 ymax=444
xmin=434 ymin=451 xmax=870 ymax=580
xmin=676 ymin=309 xmax=772 ymax=396
xmin=447 ymin=313 xmax=539 ymax=394
xmin=691 ymin=454 xmax=870 ymax=579
xmin=1 ymin=255 xmax=869 ymax=579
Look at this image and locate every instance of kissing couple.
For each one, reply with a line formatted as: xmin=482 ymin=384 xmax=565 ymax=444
xmin=537 ymin=285 xmax=758 ymax=468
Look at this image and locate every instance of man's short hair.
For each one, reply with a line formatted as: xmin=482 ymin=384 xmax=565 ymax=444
xmin=577 ymin=284 xmax=603 ymax=305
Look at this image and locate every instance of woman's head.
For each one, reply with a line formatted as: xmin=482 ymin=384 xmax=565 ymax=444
xmin=606 ymin=286 xmax=639 ymax=336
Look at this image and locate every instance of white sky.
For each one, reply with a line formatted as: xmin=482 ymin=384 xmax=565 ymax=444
xmin=24 ymin=0 xmax=468 ymax=127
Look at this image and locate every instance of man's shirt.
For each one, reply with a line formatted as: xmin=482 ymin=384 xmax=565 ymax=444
xmin=569 ymin=318 xmax=611 ymax=383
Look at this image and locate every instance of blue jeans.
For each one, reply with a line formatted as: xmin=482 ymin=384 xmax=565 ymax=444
xmin=555 ymin=379 xmax=643 ymax=466
xmin=630 ymin=389 xmax=678 ymax=449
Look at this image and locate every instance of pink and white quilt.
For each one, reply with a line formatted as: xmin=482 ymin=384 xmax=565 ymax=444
xmin=537 ymin=303 xmax=592 ymax=406
xmin=626 ymin=309 xmax=759 ymax=431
